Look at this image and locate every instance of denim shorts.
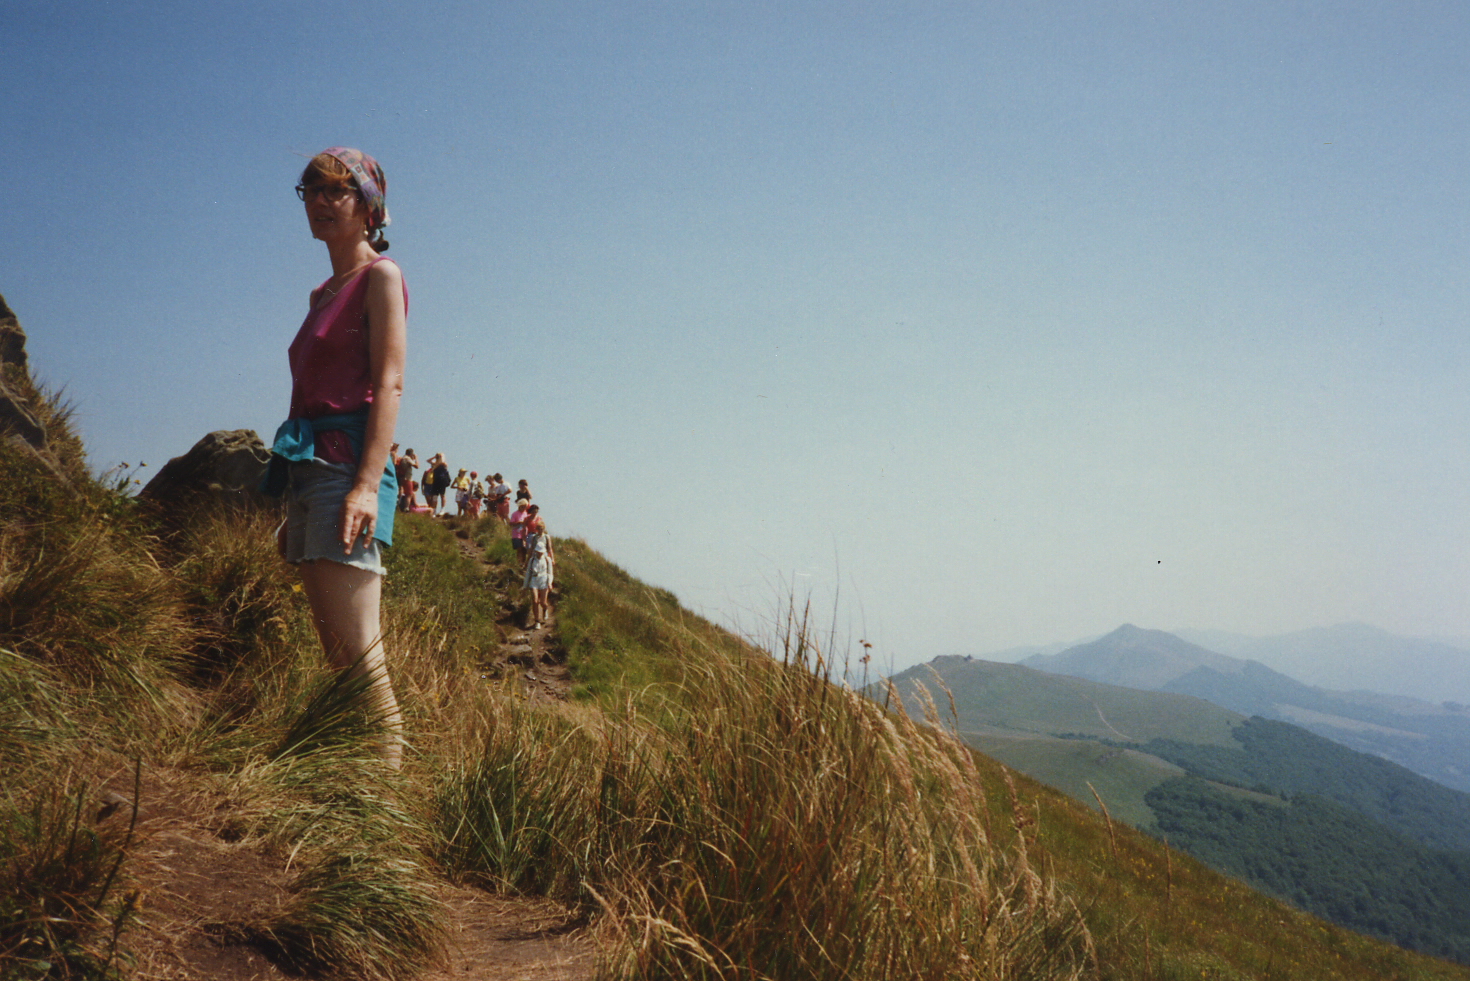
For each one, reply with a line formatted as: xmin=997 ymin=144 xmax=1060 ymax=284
xmin=283 ymin=459 xmax=386 ymax=575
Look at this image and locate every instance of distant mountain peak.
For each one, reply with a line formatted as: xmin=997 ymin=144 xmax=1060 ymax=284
xmin=1024 ymin=625 xmax=1243 ymax=692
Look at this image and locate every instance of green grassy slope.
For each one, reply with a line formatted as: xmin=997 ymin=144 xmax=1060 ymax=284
xmin=885 ymin=657 xmax=1247 ymax=831
xmin=963 ymin=732 xmax=1187 ymax=828
xmin=890 ymin=655 xmax=1245 ymax=747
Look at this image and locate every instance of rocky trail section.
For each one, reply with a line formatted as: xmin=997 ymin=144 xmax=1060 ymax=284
xmin=453 ymin=526 xmax=572 ymax=704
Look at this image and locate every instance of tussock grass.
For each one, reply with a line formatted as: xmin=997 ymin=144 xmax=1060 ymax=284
xmin=214 ymin=749 xmax=448 ymax=981
xmin=0 ymin=482 xmax=197 ymax=766
xmin=0 ymin=772 xmax=138 ymax=980
xmin=0 ymin=522 xmax=190 ymax=684
xmin=432 ymin=697 xmax=604 ymax=896
xmin=272 ymin=661 xmax=396 ymax=762
xmin=253 ymin=846 xmax=445 ymax=981
xmin=170 ymin=508 xmax=298 ymax=683
xmin=430 ymin=593 xmax=1095 ymax=981
xmin=0 ymin=648 xmax=75 ymax=777
xmin=599 ymin=639 xmax=1095 ymax=981
xmin=0 ymin=439 xmax=447 ymax=978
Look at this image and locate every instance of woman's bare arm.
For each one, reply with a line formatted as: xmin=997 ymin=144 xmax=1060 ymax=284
xmin=338 ymin=260 xmax=406 ymax=552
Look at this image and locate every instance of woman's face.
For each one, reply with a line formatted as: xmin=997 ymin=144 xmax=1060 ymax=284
xmin=302 ymin=181 xmax=368 ymax=244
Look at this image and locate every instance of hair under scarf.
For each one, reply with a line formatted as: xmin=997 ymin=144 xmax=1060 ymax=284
xmin=322 ymin=146 xmax=391 ymax=236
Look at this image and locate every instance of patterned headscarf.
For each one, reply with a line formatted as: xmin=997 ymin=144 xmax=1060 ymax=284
xmin=322 ymin=147 xmax=391 ymax=232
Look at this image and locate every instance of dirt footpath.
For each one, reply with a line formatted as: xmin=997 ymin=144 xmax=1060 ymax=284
xmin=455 ymin=525 xmax=572 ymax=704
xmin=98 ymin=765 xmax=592 ymax=981
xmin=113 ymin=529 xmax=591 ymax=980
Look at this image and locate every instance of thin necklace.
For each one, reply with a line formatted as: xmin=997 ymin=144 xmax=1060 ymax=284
xmin=321 ymin=258 xmax=374 ymax=300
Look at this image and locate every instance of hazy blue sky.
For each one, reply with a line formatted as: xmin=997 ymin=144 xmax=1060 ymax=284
xmin=6 ymin=1 xmax=1470 ymax=674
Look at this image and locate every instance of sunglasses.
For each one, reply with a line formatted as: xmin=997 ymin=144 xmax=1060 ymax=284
xmin=295 ymin=183 xmax=360 ymax=203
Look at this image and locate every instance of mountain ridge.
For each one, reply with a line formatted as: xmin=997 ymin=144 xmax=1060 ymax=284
xmin=1180 ymin=623 xmax=1470 ymax=705
xmin=1024 ymin=624 xmax=1470 ymax=792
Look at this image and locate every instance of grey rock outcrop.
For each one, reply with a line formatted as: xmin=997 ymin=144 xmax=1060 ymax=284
xmin=1 ymin=294 xmax=48 ymax=450
xmin=0 ymin=295 xmax=32 ymax=373
xmin=0 ymin=293 xmax=70 ymax=479
xmin=139 ymin=429 xmax=274 ymax=511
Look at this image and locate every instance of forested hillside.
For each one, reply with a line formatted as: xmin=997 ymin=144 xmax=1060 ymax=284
xmin=1133 ymin=718 xmax=1470 ymax=960
xmin=1137 ymin=717 xmax=1470 ymax=851
xmin=1163 ymin=662 xmax=1470 ymax=792
xmin=1148 ymin=779 xmax=1470 ymax=962
xmin=889 ymin=653 xmax=1470 ymax=965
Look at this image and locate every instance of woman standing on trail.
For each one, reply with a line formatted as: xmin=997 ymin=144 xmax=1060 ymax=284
xmin=419 ymin=455 xmax=439 ymax=513
xmin=521 ymin=505 xmax=554 ymax=629
xmin=260 ymin=147 xmax=406 ymax=768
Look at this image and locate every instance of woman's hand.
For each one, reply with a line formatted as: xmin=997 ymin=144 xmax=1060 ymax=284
xmin=339 ymin=483 xmax=379 ymax=554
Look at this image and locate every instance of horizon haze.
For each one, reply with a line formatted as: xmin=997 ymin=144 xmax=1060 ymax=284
xmin=8 ymin=1 xmax=1470 ymax=676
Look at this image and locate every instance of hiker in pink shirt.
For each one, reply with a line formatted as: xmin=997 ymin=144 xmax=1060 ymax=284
xmin=509 ymin=499 xmax=531 ymax=559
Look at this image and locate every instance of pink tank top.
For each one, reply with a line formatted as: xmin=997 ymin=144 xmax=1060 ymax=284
xmin=287 ymin=257 xmax=408 ymax=464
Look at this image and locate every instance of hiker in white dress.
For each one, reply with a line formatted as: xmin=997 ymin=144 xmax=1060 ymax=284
xmin=521 ymin=506 xmax=554 ymax=628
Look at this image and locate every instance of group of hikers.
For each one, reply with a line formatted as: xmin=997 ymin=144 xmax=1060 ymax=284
xmin=392 ymin=447 xmax=520 ymax=519
xmin=391 ymin=446 xmax=556 ymax=628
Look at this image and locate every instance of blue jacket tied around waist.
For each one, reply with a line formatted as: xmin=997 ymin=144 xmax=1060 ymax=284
xmin=259 ymin=408 xmax=398 ymax=547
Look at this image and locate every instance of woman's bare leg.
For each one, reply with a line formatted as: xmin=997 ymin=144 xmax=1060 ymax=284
xmin=299 ymin=559 xmax=404 ymax=768
xmin=531 ymin=586 xmax=551 ymax=626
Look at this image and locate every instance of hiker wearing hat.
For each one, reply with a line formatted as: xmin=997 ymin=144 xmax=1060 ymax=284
xmin=259 ymin=146 xmax=405 ymax=768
